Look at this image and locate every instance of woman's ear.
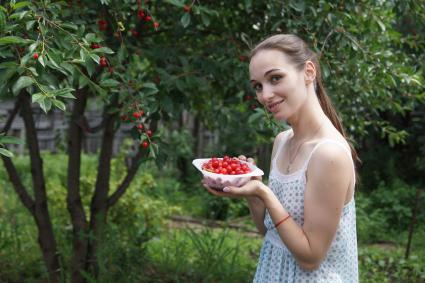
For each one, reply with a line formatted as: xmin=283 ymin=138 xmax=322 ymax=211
xmin=304 ymin=61 xmax=316 ymax=85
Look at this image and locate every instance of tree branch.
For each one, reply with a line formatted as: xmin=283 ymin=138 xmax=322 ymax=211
xmin=2 ymin=99 xmax=20 ymax=134
xmin=107 ymin=150 xmax=144 ymax=208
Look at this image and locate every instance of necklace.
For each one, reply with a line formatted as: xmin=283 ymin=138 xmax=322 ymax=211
xmin=286 ymin=121 xmax=325 ymax=173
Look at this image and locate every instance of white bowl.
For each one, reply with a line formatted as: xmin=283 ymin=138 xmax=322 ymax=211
xmin=192 ymin=158 xmax=264 ymax=189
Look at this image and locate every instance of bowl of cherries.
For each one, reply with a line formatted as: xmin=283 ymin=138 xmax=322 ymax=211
xmin=192 ymin=156 xmax=264 ymax=190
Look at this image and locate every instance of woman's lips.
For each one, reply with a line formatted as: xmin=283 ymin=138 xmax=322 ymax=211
xmin=268 ymin=99 xmax=285 ymax=112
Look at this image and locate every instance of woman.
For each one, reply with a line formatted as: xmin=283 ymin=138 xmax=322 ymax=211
xmin=203 ymin=34 xmax=359 ymax=282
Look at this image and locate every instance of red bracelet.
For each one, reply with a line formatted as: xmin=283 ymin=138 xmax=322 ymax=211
xmin=274 ymin=214 xmax=291 ymax=229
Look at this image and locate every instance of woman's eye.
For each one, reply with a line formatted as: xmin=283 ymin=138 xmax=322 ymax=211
xmin=270 ymin=75 xmax=282 ymax=83
xmin=253 ymin=84 xmax=262 ymax=91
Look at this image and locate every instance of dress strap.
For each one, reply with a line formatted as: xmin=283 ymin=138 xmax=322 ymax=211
xmin=301 ymin=139 xmax=356 ymax=184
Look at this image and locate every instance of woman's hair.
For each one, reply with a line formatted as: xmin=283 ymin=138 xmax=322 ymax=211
xmin=251 ymin=34 xmax=361 ymax=167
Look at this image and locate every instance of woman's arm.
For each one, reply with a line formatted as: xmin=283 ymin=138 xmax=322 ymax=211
xmin=244 ymin=131 xmax=288 ymax=235
xmin=258 ymin=143 xmax=352 ymax=270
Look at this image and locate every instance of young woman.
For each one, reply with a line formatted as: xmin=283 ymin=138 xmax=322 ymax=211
xmin=202 ymin=34 xmax=359 ymax=282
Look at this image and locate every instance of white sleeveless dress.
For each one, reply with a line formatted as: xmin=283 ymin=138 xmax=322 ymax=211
xmin=253 ymin=129 xmax=359 ymax=283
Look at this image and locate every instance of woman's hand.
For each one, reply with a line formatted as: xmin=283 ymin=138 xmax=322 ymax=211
xmin=238 ymin=155 xmax=262 ymax=181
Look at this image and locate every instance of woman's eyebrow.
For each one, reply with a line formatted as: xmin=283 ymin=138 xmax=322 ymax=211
xmin=250 ymin=68 xmax=282 ymax=83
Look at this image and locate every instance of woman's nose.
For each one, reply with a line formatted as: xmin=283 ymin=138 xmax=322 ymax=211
xmin=261 ymin=84 xmax=274 ymax=101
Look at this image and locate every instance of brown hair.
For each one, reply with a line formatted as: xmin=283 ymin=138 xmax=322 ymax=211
xmin=251 ymin=34 xmax=361 ymax=167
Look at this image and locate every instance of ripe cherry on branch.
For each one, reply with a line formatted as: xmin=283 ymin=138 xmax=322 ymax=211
xmin=98 ymin=19 xmax=108 ymax=31
xmin=91 ymin=43 xmax=101 ymax=49
xmin=146 ymin=130 xmax=153 ymax=137
xmin=183 ymin=5 xmax=191 ymax=13
xmin=33 ymin=53 xmax=39 ymax=59
xmin=141 ymin=141 xmax=149 ymax=149
xmin=99 ymin=56 xmax=108 ymax=67
xmin=153 ymin=22 xmax=160 ymax=29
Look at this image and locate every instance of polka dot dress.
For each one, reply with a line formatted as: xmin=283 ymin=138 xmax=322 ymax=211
xmin=253 ymin=130 xmax=359 ymax=283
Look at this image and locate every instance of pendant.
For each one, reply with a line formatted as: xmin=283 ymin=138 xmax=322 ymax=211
xmin=286 ymin=163 xmax=292 ymax=173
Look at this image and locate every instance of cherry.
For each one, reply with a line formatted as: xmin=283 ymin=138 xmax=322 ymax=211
xmin=120 ymin=115 xmax=128 ymax=121
xmin=131 ymin=28 xmax=139 ymax=37
xmin=202 ymin=156 xmax=252 ymax=175
xmin=137 ymin=10 xmax=145 ymax=20
xmin=239 ymin=55 xmax=248 ymax=62
xmin=91 ymin=43 xmax=101 ymax=49
xmin=146 ymin=130 xmax=153 ymax=137
xmin=153 ymin=22 xmax=160 ymax=29
xmin=133 ymin=112 xmax=141 ymax=119
xmin=137 ymin=124 xmax=144 ymax=130
xmin=141 ymin=141 xmax=149 ymax=148
xmin=99 ymin=56 xmax=107 ymax=67
xmin=145 ymin=15 xmax=152 ymax=22
xmin=183 ymin=5 xmax=191 ymax=12
xmin=33 ymin=53 xmax=39 ymax=59
xmin=98 ymin=19 xmax=108 ymax=31
xmin=244 ymin=95 xmax=253 ymax=101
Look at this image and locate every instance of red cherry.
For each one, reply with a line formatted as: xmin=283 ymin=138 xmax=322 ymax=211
xmin=33 ymin=53 xmax=39 ymax=59
xmin=133 ymin=112 xmax=141 ymax=119
xmin=99 ymin=56 xmax=107 ymax=67
xmin=141 ymin=141 xmax=149 ymax=148
xmin=131 ymin=28 xmax=139 ymax=37
xmin=137 ymin=10 xmax=145 ymax=20
xmin=183 ymin=5 xmax=191 ymax=12
xmin=137 ymin=124 xmax=144 ymax=130
xmin=244 ymin=95 xmax=253 ymax=101
xmin=98 ymin=19 xmax=108 ymax=31
xmin=153 ymin=22 xmax=160 ymax=29
xmin=239 ymin=55 xmax=247 ymax=62
xmin=146 ymin=130 xmax=153 ymax=137
xmin=145 ymin=15 xmax=152 ymax=22
xmin=120 ymin=115 xmax=128 ymax=121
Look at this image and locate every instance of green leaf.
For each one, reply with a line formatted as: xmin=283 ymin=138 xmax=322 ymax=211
xmin=60 ymin=23 xmax=78 ymax=31
xmin=89 ymin=53 xmax=100 ymax=64
xmin=26 ymin=20 xmax=36 ymax=30
xmin=100 ymin=79 xmax=120 ymax=88
xmin=0 ymin=36 xmax=33 ymax=45
xmin=201 ymin=13 xmax=210 ymax=26
xmin=92 ymin=47 xmax=114 ymax=54
xmin=0 ymin=135 xmax=23 ymax=144
xmin=31 ymin=92 xmax=45 ymax=103
xmin=52 ymin=99 xmax=66 ymax=111
xmin=38 ymin=55 xmax=45 ymax=67
xmin=12 ymin=1 xmax=32 ymax=10
xmin=12 ymin=76 xmax=33 ymax=95
xmin=0 ymin=61 xmax=18 ymax=69
xmin=181 ymin=13 xmax=191 ymax=28
xmin=0 ymin=148 xmax=13 ymax=158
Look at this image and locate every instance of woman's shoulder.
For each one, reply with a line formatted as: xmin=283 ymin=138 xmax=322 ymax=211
xmin=274 ymin=128 xmax=292 ymax=144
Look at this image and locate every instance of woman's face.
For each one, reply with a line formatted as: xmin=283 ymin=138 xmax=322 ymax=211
xmin=249 ymin=49 xmax=308 ymax=121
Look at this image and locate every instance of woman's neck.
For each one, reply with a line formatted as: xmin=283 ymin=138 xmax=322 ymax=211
xmin=287 ymin=92 xmax=329 ymax=142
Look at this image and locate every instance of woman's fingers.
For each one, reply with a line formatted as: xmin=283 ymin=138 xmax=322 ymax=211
xmin=238 ymin=155 xmax=247 ymax=161
xmin=247 ymin=157 xmax=255 ymax=164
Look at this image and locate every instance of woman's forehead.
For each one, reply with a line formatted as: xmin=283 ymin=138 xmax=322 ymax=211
xmin=249 ymin=50 xmax=292 ymax=78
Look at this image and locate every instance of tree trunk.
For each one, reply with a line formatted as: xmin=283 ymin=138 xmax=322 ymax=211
xmin=67 ymin=88 xmax=90 ymax=282
xmin=86 ymin=98 xmax=119 ymax=277
xmin=405 ymin=188 xmax=421 ymax=259
xmin=19 ymin=92 xmax=61 ymax=282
